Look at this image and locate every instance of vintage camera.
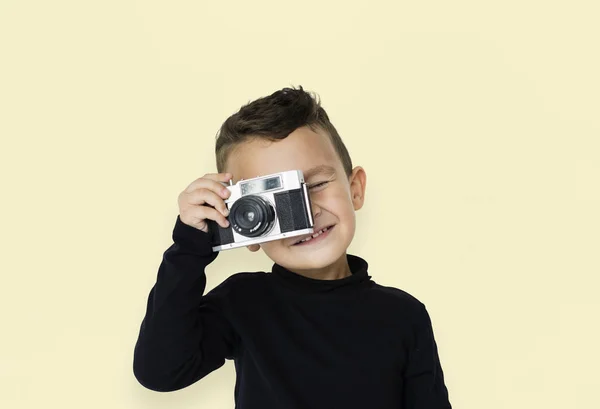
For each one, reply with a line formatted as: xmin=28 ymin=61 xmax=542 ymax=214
xmin=206 ymin=170 xmax=314 ymax=252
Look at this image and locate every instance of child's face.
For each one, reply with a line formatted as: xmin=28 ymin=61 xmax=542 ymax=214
xmin=224 ymin=126 xmax=366 ymax=272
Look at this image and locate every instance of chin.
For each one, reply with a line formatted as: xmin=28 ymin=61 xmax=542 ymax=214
xmin=287 ymin=249 xmax=342 ymax=271
xmin=265 ymin=235 xmax=350 ymax=271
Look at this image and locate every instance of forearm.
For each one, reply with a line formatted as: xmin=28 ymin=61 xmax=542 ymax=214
xmin=133 ymin=216 xmax=232 ymax=392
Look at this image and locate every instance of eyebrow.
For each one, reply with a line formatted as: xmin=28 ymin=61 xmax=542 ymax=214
xmin=303 ymin=165 xmax=336 ymax=180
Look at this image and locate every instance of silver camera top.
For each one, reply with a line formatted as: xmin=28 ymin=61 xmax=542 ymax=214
xmin=223 ymin=170 xmax=305 ymax=204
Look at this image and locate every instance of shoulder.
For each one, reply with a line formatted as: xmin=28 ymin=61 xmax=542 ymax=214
xmin=366 ymin=282 xmax=427 ymax=319
xmin=203 ymin=271 xmax=272 ymax=308
xmin=369 ymin=282 xmax=424 ymax=306
xmin=222 ymin=271 xmax=270 ymax=284
xmin=213 ymin=270 xmax=273 ymax=297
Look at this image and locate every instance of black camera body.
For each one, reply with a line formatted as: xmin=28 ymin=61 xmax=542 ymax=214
xmin=207 ymin=170 xmax=314 ymax=252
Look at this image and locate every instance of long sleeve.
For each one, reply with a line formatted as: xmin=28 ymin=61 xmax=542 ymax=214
xmin=133 ymin=215 xmax=239 ymax=392
xmin=403 ymin=303 xmax=452 ymax=408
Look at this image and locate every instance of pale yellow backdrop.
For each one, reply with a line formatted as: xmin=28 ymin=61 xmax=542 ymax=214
xmin=1 ymin=1 xmax=598 ymax=408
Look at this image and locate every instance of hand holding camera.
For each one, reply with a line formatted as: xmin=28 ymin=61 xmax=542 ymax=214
xmin=179 ymin=170 xmax=315 ymax=252
xmin=207 ymin=170 xmax=314 ymax=252
xmin=178 ymin=172 xmax=233 ymax=234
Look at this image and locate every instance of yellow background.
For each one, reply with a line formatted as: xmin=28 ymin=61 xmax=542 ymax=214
xmin=1 ymin=1 xmax=599 ymax=408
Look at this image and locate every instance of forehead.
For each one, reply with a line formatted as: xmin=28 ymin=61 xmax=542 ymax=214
xmin=225 ymin=126 xmax=341 ymax=182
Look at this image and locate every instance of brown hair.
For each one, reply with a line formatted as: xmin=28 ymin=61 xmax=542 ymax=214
xmin=215 ymin=85 xmax=353 ymax=176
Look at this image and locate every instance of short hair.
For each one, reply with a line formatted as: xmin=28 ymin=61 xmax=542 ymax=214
xmin=215 ymin=85 xmax=353 ymax=176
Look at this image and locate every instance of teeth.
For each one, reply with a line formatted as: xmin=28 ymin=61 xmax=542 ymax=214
xmin=296 ymin=226 xmax=330 ymax=244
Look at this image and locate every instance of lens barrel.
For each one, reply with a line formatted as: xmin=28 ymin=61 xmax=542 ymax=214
xmin=229 ymin=195 xmax=275 ymax=237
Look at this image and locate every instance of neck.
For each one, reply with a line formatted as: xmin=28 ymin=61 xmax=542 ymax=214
xmin=289 ymin=253 xmax=352 ymax=280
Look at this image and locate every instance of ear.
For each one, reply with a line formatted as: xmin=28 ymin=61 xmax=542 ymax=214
xmin=349 ymin=166 xmax=367 ymax=211
xmin=246 ymin=244 xmax=261 ymax=252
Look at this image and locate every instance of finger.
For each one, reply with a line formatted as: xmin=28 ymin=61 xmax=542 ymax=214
xmin=246 ymin=244 xmax=260 ymax=252
xmin=186 ymin=190 xmax=230 ymax=216
xmin=185 ymin=172 xmax=232 ymax=191
xmin=185 ymin=178 xmax=232 ymax=199
xmin=203 ymin=172 xmax=233 ymax=182
xmin=192 ymin=206 xmax=230 ymax=229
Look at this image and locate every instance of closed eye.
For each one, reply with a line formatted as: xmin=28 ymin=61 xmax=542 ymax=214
xmin=308 ymin=181 xmax=329 ymax=190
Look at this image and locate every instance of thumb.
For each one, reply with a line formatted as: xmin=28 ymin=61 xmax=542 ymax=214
xmin=246 ymin=244 xmax=261 ymax=252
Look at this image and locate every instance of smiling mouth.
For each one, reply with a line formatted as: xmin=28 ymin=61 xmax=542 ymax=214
xmin=292 ymin=225 xmax=335 ymax=245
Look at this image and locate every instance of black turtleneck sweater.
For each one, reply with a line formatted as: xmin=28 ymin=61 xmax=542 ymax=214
xmin=133 ymin=215 xmax=452 ymax=408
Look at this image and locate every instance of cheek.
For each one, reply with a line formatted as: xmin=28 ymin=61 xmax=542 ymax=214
xmin=261 ymin=241 xmax=277 ymax=252
xmin=327 ymin=189 xmax=355 ymax=215
xmin=260 ymin=240 xmax=286 ymax=258
xmin=330 ymin=191 xmax=357 ymax=233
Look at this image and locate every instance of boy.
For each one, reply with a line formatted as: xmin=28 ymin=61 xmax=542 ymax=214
xmin=133 ymin=86 xmax=452 ymax=408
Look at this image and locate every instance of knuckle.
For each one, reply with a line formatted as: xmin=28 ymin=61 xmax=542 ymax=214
xmin=204 ymin=207 xmax=217 ymax=220
xmin=191 ymin=188 xmax=204 ymax=199
xmin=213 ymin=180 xmax=225 ymax=191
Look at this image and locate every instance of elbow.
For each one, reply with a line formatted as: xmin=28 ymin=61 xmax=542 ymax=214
xmin=133 ymin=343 xmax=214 ymax=392
xmin=133 ymin=363 xmax=169 ymax=392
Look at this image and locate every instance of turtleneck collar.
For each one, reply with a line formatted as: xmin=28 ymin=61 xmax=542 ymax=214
xmin=271 ymin=254 xmax=372 ymax=293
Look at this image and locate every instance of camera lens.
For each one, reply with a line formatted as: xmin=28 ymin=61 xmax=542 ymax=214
xmin=229 ymin=195 xmax=275 ymax=237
